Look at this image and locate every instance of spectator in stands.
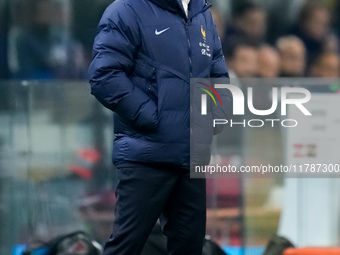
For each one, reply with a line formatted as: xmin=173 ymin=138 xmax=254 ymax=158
xmin=224 ymin=41 xmax=258 ymax=78
xmin=210 ymin=7 xmax=226 ymax=41
xmin=0 ymin=0 xmax=9 ymax=79
xmin=290 ymin=2 xmax=339 ymax=63
xmin=257 ymin=45 xmax=281 ymax=78
xmin=225 ymin=2 xmax=267 ymax=48
xmin=71 ymin=0 xmax=113 ymax=66
xmin=276 ymin=36 xmax=306 ymax=77
xmin=309 ymin=51 xmax=340 ymax=77
xmin=12 ymin=0 xmax=86 ymax=79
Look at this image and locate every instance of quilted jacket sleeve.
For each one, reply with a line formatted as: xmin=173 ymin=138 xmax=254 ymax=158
xmin=88 ymin=2 xmax=158 ymax=130
xmin=209 ymin=13 xmax=233 ymax=134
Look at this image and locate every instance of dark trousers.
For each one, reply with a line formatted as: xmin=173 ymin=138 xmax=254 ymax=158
xmin=103 ymin=162 xmax=206 ymax=255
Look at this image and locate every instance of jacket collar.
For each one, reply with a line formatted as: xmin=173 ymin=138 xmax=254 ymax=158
xmin=148 ymin=0 xmax=211 ymax=20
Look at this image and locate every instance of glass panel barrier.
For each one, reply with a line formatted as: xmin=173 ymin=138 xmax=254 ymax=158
xmin=198 ymin=78 xmax=340 ymax=254
xmin=1 ymin=78 xmax=340 ymax=254
xmin=0 ymin=81 xmax=114 ymax=254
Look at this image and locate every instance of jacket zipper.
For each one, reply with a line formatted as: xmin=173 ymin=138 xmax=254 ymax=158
xmin=184 ymin=20 xmax=192 ymax=78
xmin=184 ymin=18 xmax=194 ymax=159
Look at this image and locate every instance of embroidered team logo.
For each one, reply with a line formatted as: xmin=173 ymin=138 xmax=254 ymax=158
xmin=199 ymin=25 xmax=211 ymax=57
xmin=201 ymin=26 xmax=206 ymax=40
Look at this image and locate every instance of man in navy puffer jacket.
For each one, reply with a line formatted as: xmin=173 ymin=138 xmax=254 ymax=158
xmin=88 ymin=0 xmax=230 ymax=253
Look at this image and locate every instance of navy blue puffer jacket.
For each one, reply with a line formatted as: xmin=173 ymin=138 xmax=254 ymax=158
xmin=88 ymin=0 xmax=230 ymax=168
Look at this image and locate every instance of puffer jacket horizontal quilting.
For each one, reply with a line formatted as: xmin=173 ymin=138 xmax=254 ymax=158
xmin=88 ymin=0 xmax=230 ymax=168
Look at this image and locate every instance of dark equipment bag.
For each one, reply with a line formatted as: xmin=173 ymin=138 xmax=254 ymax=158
xmin=23 ymin=231 xmax=102 ymax=255
xmin=262 ymin=234 xmax=295 ymax=255
xmin=141 ymin=223 xmax=228 ymax=255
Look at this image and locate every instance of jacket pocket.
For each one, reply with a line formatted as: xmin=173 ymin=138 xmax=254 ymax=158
xmin=131 ymin=57 xmax=158 ymax=102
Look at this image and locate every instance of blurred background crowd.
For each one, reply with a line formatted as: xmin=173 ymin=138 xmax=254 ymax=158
xmin=213 ymin=1 xmax=340 ymax=78
xmin=213 ymin=0 xmax=340 ymax=79
xmin=0 ymin=0 xmax=339 ymax=80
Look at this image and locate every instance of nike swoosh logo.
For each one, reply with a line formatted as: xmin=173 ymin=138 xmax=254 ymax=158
xmin=155 ymin=27 xmax=170 ymax=35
